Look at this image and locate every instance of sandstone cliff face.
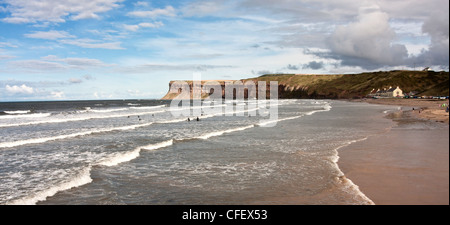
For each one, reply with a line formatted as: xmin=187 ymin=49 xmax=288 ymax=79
xmin=161 ymin=80 xmax=275 ymax=100
xmin=161 ymin=71 xmax=449 ymax=100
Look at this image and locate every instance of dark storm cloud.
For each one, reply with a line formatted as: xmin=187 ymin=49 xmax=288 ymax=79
xmin=303 ymin=61 xmax=325 ymax=70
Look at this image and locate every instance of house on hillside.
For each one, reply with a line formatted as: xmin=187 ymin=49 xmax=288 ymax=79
xmin=368 ymin=86 xmax=404 ymax=98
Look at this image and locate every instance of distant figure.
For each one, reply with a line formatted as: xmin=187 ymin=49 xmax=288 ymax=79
xmin=187 ymin=118 xmax=191 ymax=122
xmin=196 ymin=117 xmax=200 ymax=121
xmin=152 ymin=114 xmax=154 ymax=117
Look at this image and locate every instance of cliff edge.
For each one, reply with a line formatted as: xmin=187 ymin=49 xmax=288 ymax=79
xmin=161 ymin=70 xmax=449 ymax=99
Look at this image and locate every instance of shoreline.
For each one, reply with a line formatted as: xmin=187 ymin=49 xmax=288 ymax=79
xmin=338 ymin=98 xmax=449 ymax=205
xmin=350 ymin=98 xmax=449 ymax=124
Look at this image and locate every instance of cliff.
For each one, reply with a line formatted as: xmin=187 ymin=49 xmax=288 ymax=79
xmin=161 ymin=70 xmax=449 ymax=99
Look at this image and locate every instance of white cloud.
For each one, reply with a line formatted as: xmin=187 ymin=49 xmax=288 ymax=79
xmin=0 ymin=42 xmax=18 ymax=48
xmin=123 ymin=22 xmax=164 ymax=31
xmin=93 ymin=91 xmax=113 ymax=99
xmin=5 ymin=84 xmax=34 ymax=95
xmin=118 ymin=63 xmax=233 ymax=74
xmin=24 ymin=30 xmax=125 ymax=49
xmin=127 ymin=6 xmax=176 ymax=18
xmin=139 ymin=22 xmax=164 ymax=28
xmin=181 ymin=1 xmax=225 ymax=17
xmin=326 ymin=6 xmax=409 ymax=68
xmin=42 ymin=55 xmax=110 ymax=68
xmin=123 ymin=25 xmax=140 ymax=32
xmin=9 ymin=60 xmax=67 ymax=71
xmin=64 ymin=58 xmax=109 ymax=68
xmin=58 ymin=39 xmax=124 ymax=50
xmin=83 ymin=74 xmax=94 ymax=80
xmin=68 ymin=78 xmax=83 ymax=84
xmin=134 ymin=1 xmax=149 ymax=7
xmin=1 ymin=0 xmax=123 ymax=24
xmin=51 ymin=91 xmax=65 ymax=99
xmin=24 ymin=30 xmax=76 ymax=40
xmin=8 ymin=56 xmax=111 ymax=73
xmin=0 ymin=55 xmax=16 ymax=60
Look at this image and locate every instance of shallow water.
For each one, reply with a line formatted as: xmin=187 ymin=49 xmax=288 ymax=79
xmin=0 ymin=99 xmax=398 ymax=205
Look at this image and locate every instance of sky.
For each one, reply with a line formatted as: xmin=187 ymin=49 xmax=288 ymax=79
xmin=0 ymin=0 xmax=448 ymax=101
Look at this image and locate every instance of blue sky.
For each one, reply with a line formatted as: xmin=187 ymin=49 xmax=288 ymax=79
xmin=0 ymin=0 xmax=448 ymax=101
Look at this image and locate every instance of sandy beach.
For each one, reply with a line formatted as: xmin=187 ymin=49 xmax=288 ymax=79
xmin=356 ymin=98 xmax=449 ymax=124
xmin=339 ymin=98 xmax=449 ymax=205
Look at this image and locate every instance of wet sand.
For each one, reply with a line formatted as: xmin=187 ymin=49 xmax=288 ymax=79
xmin=355 ymin=98 xmax=449 ymax=124
xmin=339 ymin=102 xmax=449 ymax=205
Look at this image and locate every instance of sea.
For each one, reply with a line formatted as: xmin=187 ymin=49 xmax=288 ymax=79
xmin=0 ymin=99 xmax=399 ymax=205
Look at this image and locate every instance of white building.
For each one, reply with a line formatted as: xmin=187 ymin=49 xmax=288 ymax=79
xmin=368 ymin=86 xmax=404 ymax=98
xmin=386 ymin=86 xmax=404 ymax=98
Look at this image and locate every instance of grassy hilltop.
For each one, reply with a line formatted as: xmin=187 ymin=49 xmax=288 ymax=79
xmin=243 ymin=70 xmax=449 ymax=99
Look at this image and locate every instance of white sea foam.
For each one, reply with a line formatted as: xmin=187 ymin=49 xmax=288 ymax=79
xmin=142 ymin=139 xmax=174 ymax=151
xmin=159 ymin=106 xmax=256 ymax=124
xmin=0 ymin=113 xmax=51 ymax=120
xmin=168 ymin=104 xmax=227 ymax=113
xmin=158 ymin=118 xmax=188 ymax=124
xmin=257 ymin=115 xmax=303 ymax=127
xmin=332 ymin=137 xmax=375 ymax=205
xmin=196 ymin=125 xmax=255 ymax=140
xmin=256 ymin=102 xmax=331 ymax=126
xmin=4 ymin=110 xmax=31 ymax=114
xmin=97 ymin=148 xmax=141 ymax=167
xmin=304 ymin=103 xmax=332 ymax=116
xmin=6 ymin=167 xmax=93 ymax=205
xmin=131 ymin=105 xmax=166 ymax=110
xmin=97 ymin=140 xmax=174 ymax=167
xmin=88 ymin=108 xmax=129 ymax=113
xmin=223 ymin=107 xmax=259 ymax=116
xmin=0 ymin=110 xmax=165 ymax=128
xmin=0 ymin=122 xmax=154 ymax=148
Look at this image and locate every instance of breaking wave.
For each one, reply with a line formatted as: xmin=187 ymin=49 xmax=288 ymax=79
xmin=195 ymin=125 xmax=255 ymax=140
xmin=3 ymin=110 xmax=31 ymax=114
xmin=97 ymin=140 xmax=174 ymax=167
xmin=0 ymin=113 xmax=51 ymax=120
xmin=0 ymin=110 xmax=165 ymax=128
xmin=6 ymin=167 xmax=93 ymax=205
xmin=0 ymin=122 xmax=154 ymax=149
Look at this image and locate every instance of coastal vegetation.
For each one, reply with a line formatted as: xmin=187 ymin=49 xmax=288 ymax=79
xmin=244 ymin=70 xmax=449 ymax=99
